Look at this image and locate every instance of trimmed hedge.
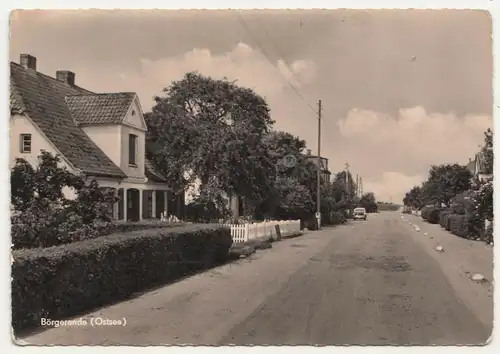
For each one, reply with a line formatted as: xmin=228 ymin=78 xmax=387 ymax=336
xmin=427 ymin=207 xmax=445 ymax=224
xmin=11 ymin=224 xmax=232 ymax=333
xmin=439 ymin=209 xmax=453 ymax=231
xmin=421 ymin=206 xmax=430 ymax=220
xmin=448 ymin=214 xmax=470 ymax=238
xmin=421 ymin=206 xmax=444 ymax=224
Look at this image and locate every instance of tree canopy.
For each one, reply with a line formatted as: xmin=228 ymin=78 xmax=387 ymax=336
xmin=403 ymin=186 xmax=423 ymax=209
xmin=421 ymin=164 xmax=472 ymax=206
xmin=359 ymin=192 xmax=378 ymax=213
xmin=146 ymin=72 xmax=276 ymax=211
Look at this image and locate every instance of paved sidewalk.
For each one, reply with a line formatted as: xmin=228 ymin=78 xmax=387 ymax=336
xmin=400 ymin=213 xmax=494 ymax=329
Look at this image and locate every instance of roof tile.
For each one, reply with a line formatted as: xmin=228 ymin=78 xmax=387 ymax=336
xmin=10 ymin=62 xmax=126 ymax=178
xmin=66 ymin=93 xmax=135 ymax=125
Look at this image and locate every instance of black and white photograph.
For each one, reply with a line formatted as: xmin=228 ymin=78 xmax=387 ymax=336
xmin=8 ymin=8 xmax=494 ymax=346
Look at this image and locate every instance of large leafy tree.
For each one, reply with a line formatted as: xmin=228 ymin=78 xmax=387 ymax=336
xmin=421 ymin=164 xmax=472 ymax=206
xmin=359 ymin=192 xmax=378 ymax=213
xmin=146 ymin=72 xmax=275 ymax=213
xmin=333 ymin=171 xmax=357 ymax=200
xmin=403 ymin=185 xmax=423 ymax=209
xmin=257 ymin=131 xmax=318 ymax=219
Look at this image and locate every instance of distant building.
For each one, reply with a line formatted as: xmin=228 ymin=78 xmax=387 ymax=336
xmin=466 ymin=151 xmax=492 ymax=182
xmin=304 ymin=149 xmax=331 ymax=183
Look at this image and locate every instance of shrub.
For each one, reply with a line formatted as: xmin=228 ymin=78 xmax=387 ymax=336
xmin=332 ymin=211 xmax=346 ymax=225
xmin=439 ymin=209 xmax=453 ymax=230
xmin=468 ymin=181 xmax=493 ymax=241
xmin=421 ymin=206 xmax=430 ymax=220
xmin=11 ymin=224 xmax=232 ymax=333
xmin=448 ymin=214 xmax=470 ymax=238
xmin=483 ymin=221 xmax=493 ymax=244
xmin=11 ymin=152 xmax=118 ymax=249
xmin=426 ymin=207 xmax=444 ymax=224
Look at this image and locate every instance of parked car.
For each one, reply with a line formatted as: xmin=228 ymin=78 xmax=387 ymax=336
xmin=353 ymin=207 xmax=367 ymax=220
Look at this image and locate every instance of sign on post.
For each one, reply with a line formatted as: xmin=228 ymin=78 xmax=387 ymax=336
xmin=315 ymin=212 xmax=321 ymax=219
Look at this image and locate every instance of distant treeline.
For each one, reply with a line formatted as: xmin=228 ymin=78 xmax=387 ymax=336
xmin=376 ymin=202 xmax=400 ymax=211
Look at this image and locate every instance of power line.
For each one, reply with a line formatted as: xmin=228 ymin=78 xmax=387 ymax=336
xmin=233 ymin=10 xmax=318 ymax=117
xmin=253 ymin=15 xmax=317 ymax=113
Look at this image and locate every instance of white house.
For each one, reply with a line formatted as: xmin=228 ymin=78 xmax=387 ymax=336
xmin=304 ymin=149 xmax=331 ymax=183
xmin=10 ymin=53 xmax=174 ymax=222
xmin=466 ymin=151 xmax=493 ymax=182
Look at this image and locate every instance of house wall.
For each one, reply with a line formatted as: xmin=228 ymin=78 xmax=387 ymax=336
xmin=120 ymin=125 xmax=146 ymax=179
xmin=123 ymin=98 xmax=147 ymax=130
xmin=10 ymin=114 xmax=78 ymax=200
xmin=81 ymin=125 xmax=122 ymax=167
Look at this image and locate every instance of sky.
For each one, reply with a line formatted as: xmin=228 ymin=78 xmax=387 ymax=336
xmin=9 ymin=9 xmax=493 ymax=203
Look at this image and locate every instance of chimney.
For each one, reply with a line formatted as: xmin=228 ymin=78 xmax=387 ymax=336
xmin=20 ymin=54 xmax=37 ymax=70
xmin=306 ymin=149 xmax=311 ymax=155
xmin=56 ymin=70 xmax=75 ymax=86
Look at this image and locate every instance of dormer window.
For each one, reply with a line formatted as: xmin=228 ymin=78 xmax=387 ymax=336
xmin=20 ymin=134 xmax=32 ymax=153
xmin=129 ymin=134 xmax=137 ymax=166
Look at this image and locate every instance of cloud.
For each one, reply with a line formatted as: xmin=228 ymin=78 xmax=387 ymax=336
xmin=134 ymin=42 xmax=317 ymax=108
xmin=337 ymin=106 xmax=492 ymax=202
xmin=67 ymin=41 xmax=490 ymax=205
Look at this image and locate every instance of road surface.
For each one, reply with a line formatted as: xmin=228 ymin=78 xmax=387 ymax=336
xmin=19 ymin=212 xmax=493 ymax=346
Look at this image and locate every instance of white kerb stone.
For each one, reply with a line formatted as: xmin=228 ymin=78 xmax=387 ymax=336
xmin=471 ymin=273 xmax=485 ymax=282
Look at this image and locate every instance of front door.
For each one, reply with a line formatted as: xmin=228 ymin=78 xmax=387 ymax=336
xmin=127 ymin=189 xmax=140 ymax=221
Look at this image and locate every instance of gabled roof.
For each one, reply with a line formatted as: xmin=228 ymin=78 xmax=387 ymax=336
xmin=65 ymin=93 xmax=136 ymax=125
xmin=145 ymin=158 xmax=167 ymax=183
xmin=466 ymin=153 xmax=491 ymax=176
xmin=466 ymin=158 xmax=476 ymax=174
xmin=10 ymin=62 xmax=126 ymax=179
xmin=475 ymin=152 xmax=490 ymax=175
xmin=10 ymin=60 xmax=166 ymax=182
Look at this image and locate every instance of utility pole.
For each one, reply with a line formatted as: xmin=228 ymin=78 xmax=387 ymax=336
xmin=356 ymin=174 xmax=359 ymax=198
xmin=345 ymin=162 xmax=350 ymax=198
xmin=359 ymin=176 xmax=363 ymax=197
xmin=316 ymin=99 xmax=322 ymax=229
xmin=345 ymin=162 xmax=350 ymax=216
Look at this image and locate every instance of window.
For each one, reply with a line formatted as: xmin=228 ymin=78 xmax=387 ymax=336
xmin=20 ymin=134 xmax=32 ymax=153
xmin=128 ymin=134 xmax=137 ymax=166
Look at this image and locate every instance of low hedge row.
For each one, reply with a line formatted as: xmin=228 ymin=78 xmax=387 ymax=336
xmin=421 ymin=206 xmax=445 ymax=224
xmin=439 ymin=209 xmax=454 ymax=230
xmin=112 ymin=221 xmax=187 ymax=234
xmin=11 ymin=224 xmax=232 ymax=333
xmin=447 ymin=214 xmax=470 ymax=238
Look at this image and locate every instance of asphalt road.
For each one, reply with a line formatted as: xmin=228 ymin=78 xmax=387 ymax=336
xmin=20 ymin=212 xmax=492 ymax=346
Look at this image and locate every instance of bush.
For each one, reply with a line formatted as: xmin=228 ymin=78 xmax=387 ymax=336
xmin=11 ymin=224 xmax=232 ymax=333
xmin=448 ymin=214 xmax=470 ymax=238
xmin=11 ymin=153 xmax=118 ymax=249
xmin=332 ymin=211 xmax=346 ymax=224
xmin=439 ymin=209 xmax=453 ymax=230
xmin=426 ymin=207 xmax=444 ymax=224
xmin=421 ymin=206 xmax=430 ymax=220
xmin=483 ymin=222 xmax=493 ymax=244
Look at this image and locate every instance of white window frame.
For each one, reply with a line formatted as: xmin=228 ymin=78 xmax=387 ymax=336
xmin=20 ymin=134 xmax=32 ymax=153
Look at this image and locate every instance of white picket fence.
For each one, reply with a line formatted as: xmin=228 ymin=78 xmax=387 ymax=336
xmin=224 ymin=220 xmax=301 ymax=243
